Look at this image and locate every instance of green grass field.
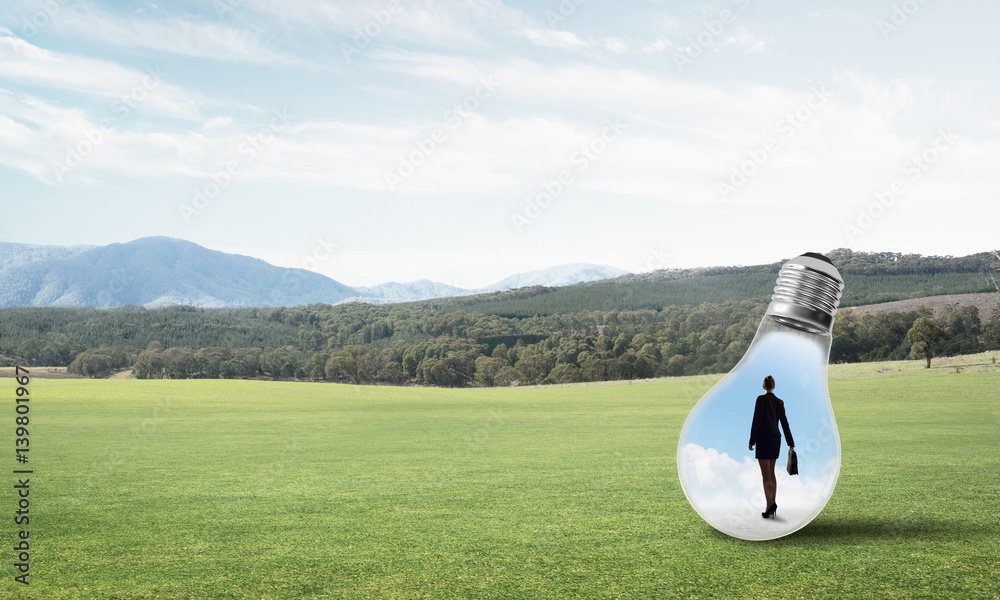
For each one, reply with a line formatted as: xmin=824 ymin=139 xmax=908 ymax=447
xmin=3 ymin=353 xmax=999 ymax=599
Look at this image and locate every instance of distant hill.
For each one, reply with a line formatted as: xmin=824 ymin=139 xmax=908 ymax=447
xmin=469 ymin=263 xmax=630 ymax=294
xmin=344 ymin=265 xmax=630 ymax=304
xmin=0 ymin=238 xmax=631 ymax=308
xmin=1 ymin=239 xmax=993 ymax=312
xmin=0 ymin=242 xmax=94 ymax=270
xmin=347 ymin=280 xmax=466 ymax=304
xmin=424 ymin=250 xmax=1000 ymax=317
xmin=0 ymin=237 xmax=356 ymax=308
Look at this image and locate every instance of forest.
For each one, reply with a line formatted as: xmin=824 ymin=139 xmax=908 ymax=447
xmin=1 ymin=297 xmax=997 ymax=386
xmin=1 ymin=249 xmax=997 ymax=386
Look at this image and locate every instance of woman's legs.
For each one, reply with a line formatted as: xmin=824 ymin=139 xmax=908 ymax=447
xmin=768 ymin=459 xmax=777 ymax=508
xmin=758 ymin=459 xmax=777 ymax=509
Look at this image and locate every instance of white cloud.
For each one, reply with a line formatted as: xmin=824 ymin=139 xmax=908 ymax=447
xmin=82 ymin=14 xmax=300 ymax=65
xmin=354 ymin=85 xmax=424 ymax=102
xmin=3 ymin=33 xmax=995 ymax=221
xmin=0 ymin=31 xmax=209 ymax=120
xmin=369 ymin=49 xmax=482 ymax=87
xmin=1 ymin=1 xmax=306 ymax=66
xmin=839 ymin=70 xmax=928 ymax=119
xmin=0 ymin=96 xmax=618 ymax=193
xmin=371 ymin=50 xmax=770 ymax=117
xmin=203 ymin=116 xmax=233 ymax=130
xmin=373 ymin=53 xmax=1000 ymax=208
xmin=515 ymin=29 xmax=588 ymax=50
xmin=721 ymin=26 xmax=770 ymax=55
xmin=654 ymin=12 xmax=682 ymax=33
xmin=243 ymin=0 xmax=530 ymax=50
xmin=640 ymin=36 xmax=672 ymax=54
xmin=679 ymin=443 xmax=837 ymax=509
xmin=604 ymin=37 xmax=628 ymax=54
xmin=0 ymin=89 xmax=209 ymax=183
xmin=239 ymin=0 xmax=345 ymax=26
xmin=678 ymin=443 xmax=839 ymax=539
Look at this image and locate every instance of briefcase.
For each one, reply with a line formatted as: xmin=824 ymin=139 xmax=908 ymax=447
xmin=786 ymin=447 xmax=798 ymax=476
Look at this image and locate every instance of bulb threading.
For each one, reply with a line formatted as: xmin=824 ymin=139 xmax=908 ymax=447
xmin=765 ymin=254 xmax=844 ymax=334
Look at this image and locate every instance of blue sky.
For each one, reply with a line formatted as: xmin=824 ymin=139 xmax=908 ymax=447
xmin=0 ymin=0 xmax=997 ymax=286
xmin=679 ymin=327 xmax=838 ymax=468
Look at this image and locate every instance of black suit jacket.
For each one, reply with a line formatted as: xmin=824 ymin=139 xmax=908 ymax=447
xmin=749 ymin=392 xmax=794 ymax=447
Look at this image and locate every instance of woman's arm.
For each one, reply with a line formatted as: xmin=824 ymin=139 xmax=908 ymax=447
xmin=778 ymin=401 xmax=794 ymax=447
xmin=749 ymin=396 xmax=763 ymax=448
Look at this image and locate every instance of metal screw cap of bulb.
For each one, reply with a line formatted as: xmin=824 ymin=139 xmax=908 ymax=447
xmin=764 ymin=252 xmax=844 ymax=334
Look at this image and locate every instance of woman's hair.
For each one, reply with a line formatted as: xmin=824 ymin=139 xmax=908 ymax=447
xmin=763 ymin=375 xmax=775 ymax=390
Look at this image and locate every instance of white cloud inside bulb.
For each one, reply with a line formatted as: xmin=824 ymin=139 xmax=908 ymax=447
xmin=679 ymin=443 xmax=838 ymax=510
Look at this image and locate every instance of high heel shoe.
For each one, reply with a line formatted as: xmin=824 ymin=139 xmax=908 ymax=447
xmin=766 ymin=503 xmax=777 ymax=518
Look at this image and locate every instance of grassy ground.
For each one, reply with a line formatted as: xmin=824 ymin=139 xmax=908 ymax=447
xmin=2 ymin=355 xmax=998 ymax=599
xmin=828 ymin=350 xmax=1000 ymax=381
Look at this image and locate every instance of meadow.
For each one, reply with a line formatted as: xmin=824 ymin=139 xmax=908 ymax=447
xmin=2 ymin=352 xmax=999 ymax=599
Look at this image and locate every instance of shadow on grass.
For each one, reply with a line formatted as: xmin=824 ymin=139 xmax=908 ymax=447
xmin=786 ymin=515 xmax=984 ymax=543
xmin=702 ymin=514 xmax=987 ymax=545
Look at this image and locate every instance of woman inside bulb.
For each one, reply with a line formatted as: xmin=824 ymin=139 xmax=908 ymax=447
xmin=748 ymin=375 xmax=794 ymax=519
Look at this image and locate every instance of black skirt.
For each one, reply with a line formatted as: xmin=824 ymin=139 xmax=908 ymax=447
xmin=755 ymin=435 xmax=782 ymax=460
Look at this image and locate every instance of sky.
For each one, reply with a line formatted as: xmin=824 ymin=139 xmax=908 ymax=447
xmin=677 ymin=325 xmax=839 ymax=467
xmin=0 ymin=0 xmax=997 ymax=287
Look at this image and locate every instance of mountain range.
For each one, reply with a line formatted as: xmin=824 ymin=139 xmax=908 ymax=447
xmin=0 ymin=237 xmax=629 ymax=309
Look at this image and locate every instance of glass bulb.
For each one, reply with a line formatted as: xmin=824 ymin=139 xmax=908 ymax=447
xmin=677 ymin=253 xmax=845 ymax=540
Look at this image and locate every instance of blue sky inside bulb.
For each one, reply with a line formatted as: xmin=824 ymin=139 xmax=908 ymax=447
xmin=678 ymin=322 xmax=841 ymax=540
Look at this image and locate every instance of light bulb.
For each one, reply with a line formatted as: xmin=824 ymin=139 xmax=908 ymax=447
xmin=677 ymin=252 xmax=845 ymax=540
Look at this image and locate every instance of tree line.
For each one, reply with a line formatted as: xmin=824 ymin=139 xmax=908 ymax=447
xmin=6 ymin=299 xmax=996 ymax=385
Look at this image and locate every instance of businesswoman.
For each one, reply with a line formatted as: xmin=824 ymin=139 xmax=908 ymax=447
xmin=748 ymin=375 xmax=794 ymax=519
